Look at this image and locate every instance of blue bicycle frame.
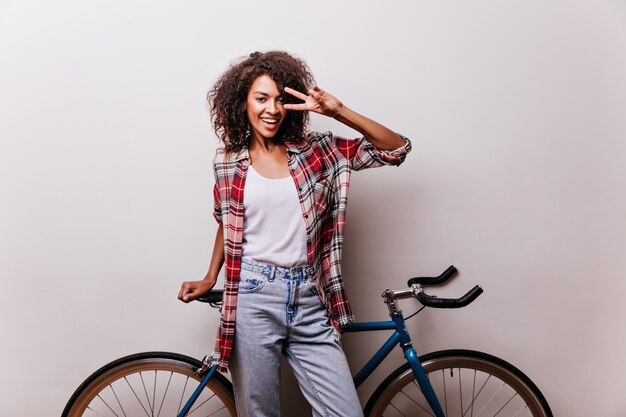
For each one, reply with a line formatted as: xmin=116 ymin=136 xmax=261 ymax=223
xmin=177 ymin=314 xmax=446 ymax=417
xmin=343 ymin=315 xmax=446 ymax=417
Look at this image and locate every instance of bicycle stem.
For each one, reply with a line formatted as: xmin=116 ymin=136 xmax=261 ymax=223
xmin=382 ymin=284 xmax=422 ymax=318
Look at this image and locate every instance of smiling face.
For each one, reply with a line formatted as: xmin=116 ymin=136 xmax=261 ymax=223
xmin=245 ymin=74 xmax=287 ymax=143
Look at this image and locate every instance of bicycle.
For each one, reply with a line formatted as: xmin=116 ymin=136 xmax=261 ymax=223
xmin=62 ymin=266 xmax=553 ymax=417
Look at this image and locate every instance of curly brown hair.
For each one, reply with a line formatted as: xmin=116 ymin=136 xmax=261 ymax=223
xmin=207 ymin=51 xmax=315 ymax=152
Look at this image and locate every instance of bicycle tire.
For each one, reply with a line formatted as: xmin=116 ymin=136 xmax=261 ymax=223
xmin=364 ymin=349 xmax=552 ymax=417
xmin=62 ymin=351 xmax=236 ymax=417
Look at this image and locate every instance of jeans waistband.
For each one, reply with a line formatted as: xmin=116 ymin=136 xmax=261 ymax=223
xmin=241 ymin=257 xmax=313 ymax=281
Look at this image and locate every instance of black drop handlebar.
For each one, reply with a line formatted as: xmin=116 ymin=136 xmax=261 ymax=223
xmin=407 ymin=265 xmax=483 ymax=309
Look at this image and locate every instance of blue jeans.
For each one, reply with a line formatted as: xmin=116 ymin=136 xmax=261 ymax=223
xmin=230 ymin=257 xmax=363 ymax=417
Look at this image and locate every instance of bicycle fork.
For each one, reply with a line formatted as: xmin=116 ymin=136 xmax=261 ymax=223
xmin=380 ymin=285 xmax=447 ymax=417
xmin=177 ymin=362 xmax=219 ymax=417
xmin=393 ymin=314 xmax=447 ymax=417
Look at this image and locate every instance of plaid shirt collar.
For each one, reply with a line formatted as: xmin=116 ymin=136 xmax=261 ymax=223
xmin=224 ymin=140 xmax=303 ymax=162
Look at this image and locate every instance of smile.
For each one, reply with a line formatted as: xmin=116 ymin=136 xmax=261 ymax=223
xmin=261 ymin=118 xmax=279 ymax=125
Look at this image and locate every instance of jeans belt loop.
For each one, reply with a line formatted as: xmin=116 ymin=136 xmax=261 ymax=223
xmin=267 ymin=265 xmax=276 ymax=282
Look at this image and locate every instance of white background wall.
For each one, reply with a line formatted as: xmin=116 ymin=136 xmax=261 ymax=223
xmin=1 ymin=0 xmax=625 ymax=415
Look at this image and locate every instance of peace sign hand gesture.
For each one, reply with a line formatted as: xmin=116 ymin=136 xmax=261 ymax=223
xmin=284 ymin=86 xmax=344 ymax=118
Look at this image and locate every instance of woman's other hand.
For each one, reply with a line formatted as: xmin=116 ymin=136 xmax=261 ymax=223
xmin=284 ymin=86 xmax=343 ymax=118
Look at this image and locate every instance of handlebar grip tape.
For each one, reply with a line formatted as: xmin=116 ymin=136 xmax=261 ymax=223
xmin=416 ymin=285 xmax=483 ymax=309
xmin=196 ymin=290 xmax=224 ymax=304
xmin=407 ymin=265 xmax=458 ymax=287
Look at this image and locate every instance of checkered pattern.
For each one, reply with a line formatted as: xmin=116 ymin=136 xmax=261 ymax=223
xmin=211 ymin=130 xmax=411 ymax=372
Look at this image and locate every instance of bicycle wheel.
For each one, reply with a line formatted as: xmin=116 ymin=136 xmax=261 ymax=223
xmin=62 ymin=351 xmax=236 ymax=417
xmin=364 ymin=349 xmax=552 ymax=417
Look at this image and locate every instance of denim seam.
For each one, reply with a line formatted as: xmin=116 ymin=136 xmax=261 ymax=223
xmin=284 ymin=345 xmax=330 ymax=417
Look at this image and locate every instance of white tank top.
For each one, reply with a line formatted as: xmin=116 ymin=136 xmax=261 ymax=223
xmin=241 ymin=164 xmax=308 ymax=267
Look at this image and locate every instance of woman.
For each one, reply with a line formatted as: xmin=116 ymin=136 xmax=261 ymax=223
xmin=178 ymin=51 xmax=411 ymax=417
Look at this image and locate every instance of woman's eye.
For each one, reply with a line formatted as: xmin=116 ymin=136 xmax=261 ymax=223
xmin=256 ymin=97 xmax=266 ymax=103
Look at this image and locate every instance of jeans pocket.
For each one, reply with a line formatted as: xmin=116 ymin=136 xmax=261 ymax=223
xmin=238 ymin=269 xmax=267 ymax=294
xmin=304 ymin=277 xmax=320 ymax=297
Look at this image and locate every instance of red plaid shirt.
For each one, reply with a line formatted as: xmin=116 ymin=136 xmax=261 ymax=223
xmin=211 ymin=130 xmax=411 ymax=371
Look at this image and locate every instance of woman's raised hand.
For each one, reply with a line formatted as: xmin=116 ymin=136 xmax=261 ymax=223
xmin=284 ymin=86 xmax=343 ymax=118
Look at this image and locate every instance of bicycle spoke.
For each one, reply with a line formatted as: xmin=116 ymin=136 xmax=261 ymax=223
xmin=109 ymin=384 xmax=127 ymax=417
xmin=124 ymin=376 xmax=151 ymax=417
xmin=186 ymin=392 xmax=216 ymax=416
xmin=475 ymin=381 xmax=506 ymax=417
xmin=493 ymin=392 xmax=520 ymax=417
xmin=177 ymin=376 xmax=191 ymax=416
xmin=462 ymin=374 xmax=492 ymax=417
xmin=470 ymin=369 xmax=477 ymax=417
xmin=397 ymin=387 xmax=435 ymax=416
xmin=459 ymin=368 xmax=464 ymax=417
xmin=156 ymin=371 xmax=174 ymax=417
xmin=87 ymin=403 xmax=112 ymax=417
xmin=95 ymin=393 xmax=121 ymax=417
xmin=139 ymin=372 xmax=154 ymax=415
xmin=389 ymin=400 xmax=410 ymax=417
xmin=442 ymin=369 xmax=448 ymax=417
xmin=204 ymin=405 xmax=229 ymax=417
xmin=511 ymin=405 xmax=529 ymax=417
xmin=152 ymin=371 xmax=157 ymax=416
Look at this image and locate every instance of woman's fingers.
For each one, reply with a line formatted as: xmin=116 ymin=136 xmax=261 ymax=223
xmin=284 ymin=85 xmax=333 ymax=114
xmin=178 ymin=283 xmax=188 ymax=302
xmin=178 ymin=281 xmax=197 ymax=303
xmin=179 ymin=280 xmax=216 ymax=302
xmin=284 ymin=87 xmax=312 ymax=112
xmin=283 ymin=103 xmax=309 ymax=111
xmin=309 ymin=86 xmax=323 ymax=100
xmin=284 ymin=86 xmax=309 ymax=101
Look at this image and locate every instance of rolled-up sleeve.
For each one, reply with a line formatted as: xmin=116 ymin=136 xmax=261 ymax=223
xmin=333 ymin=132 xmax=411 ymax=171
xmin=212 ymin=182 xmax=223 ymax=226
